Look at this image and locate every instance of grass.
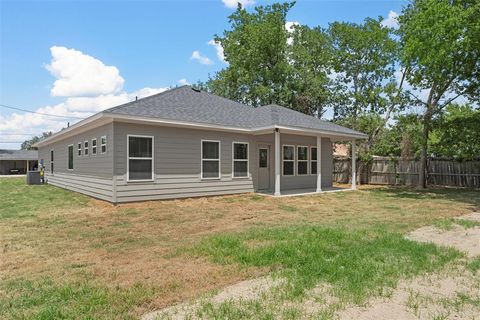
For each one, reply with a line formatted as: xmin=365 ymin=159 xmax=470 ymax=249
xmin=195 ymin=225 xmax=462 ymax=302
xmin=433 ymin=217 xmax=480 ymax=231
xmin=1 ymin=177 xmax=479 ymax=319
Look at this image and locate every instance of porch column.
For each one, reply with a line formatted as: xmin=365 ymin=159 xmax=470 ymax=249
xmin=351 ymin=139 xmax=357 ymax=190
xmin=316 ymin=136 xmax=322 ymax=192
xmin=274 ymin=128 xmax=281 ymax=196
xmin=26 ymin=160 xmax=29 ymax=172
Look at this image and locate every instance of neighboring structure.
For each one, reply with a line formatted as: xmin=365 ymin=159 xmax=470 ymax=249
xmin=333 ymin=143 xmax=349 ymax=157
xmin=34 ymin=86 xmax=366 ymax=203
xmin=0 ymin=149 xmax=38 ymax=175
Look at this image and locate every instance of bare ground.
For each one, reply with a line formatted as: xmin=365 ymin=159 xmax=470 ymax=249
xmin=142 ymin=212 xmax=480 ymax=319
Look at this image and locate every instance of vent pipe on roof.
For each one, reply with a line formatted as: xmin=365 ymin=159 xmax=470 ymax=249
xmin=135 ymin=96 xmax=138 ymax=101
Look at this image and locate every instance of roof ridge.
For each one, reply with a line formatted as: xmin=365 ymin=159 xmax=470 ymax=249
xmin=103 ymin=85 xmax=189 ymax=114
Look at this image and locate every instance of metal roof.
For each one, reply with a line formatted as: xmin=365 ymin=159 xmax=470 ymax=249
xmin=0 ymin=149 xmax=38 ymax=160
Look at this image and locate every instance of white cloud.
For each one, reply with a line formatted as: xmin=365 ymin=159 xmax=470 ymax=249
xmin=45 ymin=46 xmax=125 ymax=97
xmin=285 ymin=21 xmax=299 ymax=45
xmin=190 ymin=50 xmax=214 ymax=65
xmin=208 ymin=39 xmax=225 ymax=63
xmin=381 ymin=10 xmax=399 ymax=29
xmin=0 ymin=46 xmax=170 ymax=149
xmin=222 ymin=0 xmax=255 ymax=9
xmin=178 ymin=78 xmax=190 ymax=86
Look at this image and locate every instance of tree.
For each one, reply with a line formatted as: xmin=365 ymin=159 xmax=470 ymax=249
xmin=21 ymin=132 xmax=53 ymax=150
xmin=327 ymin=18 xmax=406 ymax=153
xmin=398 ymin=0 xmax=480 ymax=187
xmin=430 ymin=105 xmax=480 ymax=160
xmin=208 ymin=2 xmax=295 ymax=107
xmin=288 ymin=25 xmax=331 ymax=116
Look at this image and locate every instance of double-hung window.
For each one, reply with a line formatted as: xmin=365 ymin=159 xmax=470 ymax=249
xmin=282 ymin=145 xmax=295 ymax=176
xmin=101 ymin=136 xmax=107 ymax=153
xmin=232 ymin=142 xmax=248 ymax=178
xmin=202 ymin=140 xmax=220 ymax=179
xmin=128 ymin=135 xmax=154 ymax=181
xmin=84 ymin=141 xmax=89 ymax=156
xmin=310 ymin=147 xmax=318 ymax=175
xmin=297 ymin=146 xmax=308 ymax=175
xmin=92 ymin=138 xmax=97 ymax=155
xmin=68 ymin=145 xmax=74 ymax=170
xmin=78 ymin=142 xmax=82 ymax=156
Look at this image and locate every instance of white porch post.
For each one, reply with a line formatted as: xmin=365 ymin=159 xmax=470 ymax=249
xmin=351 ymin=139 xmax=357 ymax=190
xmin=26 ymin=160 xmax=29 ymax=172
xmin=316 ymin=136 xmax=322 ymax=192
xmin=274 ymin=129 xmax=281 ymax=196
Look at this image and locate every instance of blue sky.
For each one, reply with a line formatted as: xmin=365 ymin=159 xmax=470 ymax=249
xmin=0 ymin=0 xmax=407 ymax=149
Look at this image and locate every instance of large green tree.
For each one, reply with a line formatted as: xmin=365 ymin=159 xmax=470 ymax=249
xmin=327 ymin=18 xmax=407 ymax=153
xmin=21 ymin=132 xmax=53 ymax=150
xmin=208 ymin=2 xmax=295 ymax=107
xmin=398 ymin=0 xmax=480 ymax=187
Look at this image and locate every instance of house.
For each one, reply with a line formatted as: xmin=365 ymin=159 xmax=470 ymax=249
xmin=0 ymin=149 xmax=38 ymax=175
xmin=34 ymin=86 xmax=366 ymax=203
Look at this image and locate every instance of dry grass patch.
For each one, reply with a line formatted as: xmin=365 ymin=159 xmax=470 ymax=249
xmin=1 ymin=177 xmax=479 ymax=319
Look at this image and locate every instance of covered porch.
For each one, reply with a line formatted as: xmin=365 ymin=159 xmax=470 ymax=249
xmin=253 ymin=127 xmax=360 ymax=197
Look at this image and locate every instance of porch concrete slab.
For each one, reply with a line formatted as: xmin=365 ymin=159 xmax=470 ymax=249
xmin=257 ymin=186 xmax=352 ymax=197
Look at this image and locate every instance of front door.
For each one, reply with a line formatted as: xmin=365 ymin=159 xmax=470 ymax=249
xmin=258 ymin=147 xmax=270 ymax=190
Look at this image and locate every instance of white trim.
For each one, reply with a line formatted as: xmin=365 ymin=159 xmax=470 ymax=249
xmin=310 ymin=146 xmax=318 ymax=175
xmin=127 ymin=134 xmax=154 ymax=182
xmin=232 ymin=141 xmax=249 ymax=179
xmin=282 ymin=144 xmax=295 ymax=176
xmin=77 ymin=142 xmax=82 ymax=157
xmin=92 ymin=138 xmax=97 ymax=155
xmin=67 ymin=144 xmax=74 ymax=171
xmin=84 ymin=140 xmax=89 ymax=156
xmin=296 ymin=145 xmax=309 ymax=176
xmin=201 ymin=139 xmax=221 ymax=180
xmin=352 ymin=139 xmax=356 ymax=190
xmin=100 ymin=135 xmax=107 ymax=154
xmin=274 ymin=130 xmax=281 ymax=196
xmin=316 ymin=137 xmax=322 ymax=192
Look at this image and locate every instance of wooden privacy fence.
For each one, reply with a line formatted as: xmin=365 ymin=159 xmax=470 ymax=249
xmin=333 ymin=157 xmax=480 ymax=188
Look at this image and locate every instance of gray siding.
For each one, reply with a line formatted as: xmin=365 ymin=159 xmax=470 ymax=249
xmin=113 ymin=123 xmax=255 ymax=203
xmin=253 ymin=133 xmax=333 ymax=191
xmin=38 ymin=123 xmax=115 ymax=202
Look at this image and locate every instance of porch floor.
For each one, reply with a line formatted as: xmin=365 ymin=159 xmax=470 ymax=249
xmin=257 ymin=186 xmax=352 ymax=197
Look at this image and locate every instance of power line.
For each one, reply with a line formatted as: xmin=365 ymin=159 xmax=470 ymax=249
xmin=0 ymin=141 xmax=24 ymax=143
xmin=0 ymin=133 xmax=43 ymax=136
xmin=0 ymin=103 xmax=84 ymax=120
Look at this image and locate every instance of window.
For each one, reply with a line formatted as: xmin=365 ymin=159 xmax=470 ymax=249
xmin=68 ymin=145 xmax=74 ymax=170
xmin=310 ymin=147 xmax=318 ymax=175
xmin=92 ymin=138 xmax=97 ymax=155
xmin=50 ymin=149 xmax=54 ymax=174
xmin=128 ymin=135 xmax=154 ymax=181
xmin=297 ymin=146 xmax=308 ymax=175
xmin=78 ymin=142 xmax=82 ymax=156
xmin=84 ymin=141 xmax=89 ymax=156
xmin=232 ymin=142 xmax=248 ymax=178
xmin=202 ymin=140 xmax=220 ymax=179
xmin=259 ymin=148 xmax=268 ymax=168
xmin=101 ymin=136 xmax=107 ymax=153
xmin=282 ymin=145 xmax=295 ymax=176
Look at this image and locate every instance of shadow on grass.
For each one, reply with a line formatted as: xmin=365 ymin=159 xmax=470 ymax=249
xmin=367 ymin=186 xmax=480 ymax=212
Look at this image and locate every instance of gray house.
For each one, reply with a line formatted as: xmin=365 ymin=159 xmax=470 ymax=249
xmin=35 ymin=86 xmax=366 ymax=203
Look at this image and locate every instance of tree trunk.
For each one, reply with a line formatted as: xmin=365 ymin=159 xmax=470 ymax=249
xmin=419 ymin=87 xmax=436 ymax=189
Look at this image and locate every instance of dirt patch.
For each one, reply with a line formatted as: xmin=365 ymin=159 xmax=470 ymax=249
xmin=142 ymin=276 xmax=282 ymax=320
xmin=407 ymin=212 xmax=480 ymax=257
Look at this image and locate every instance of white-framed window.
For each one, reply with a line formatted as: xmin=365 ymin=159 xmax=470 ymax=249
xmin=232 ymin=142 xmax=249 ymax=178
xmin=78 ymin=142 xmax=82 ymax=156
xmin=92 ymin=138 xmax=97 ymax=155
xmin=127 ymin=135 xmax=154 ymax=181
xmin=101 ymin=136 xmax=107 ymax=153
xmin=68 ymin=145 xmax=74 ymax=170
xmin=310 ymin=147 xmax=318 ymax=175
xmin=201 ymin=140 xmax=220 ymax=179
xmin=282 ymin=145 xmax=295 ymax=176
xmin=297 ymin=146 xmax=309 ymax=175
xmin=84 ymin=140 xmax=89 ymax=156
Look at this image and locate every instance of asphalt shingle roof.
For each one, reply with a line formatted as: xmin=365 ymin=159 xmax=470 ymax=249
xmin=104 ymin=86 xmax=366 ymax=137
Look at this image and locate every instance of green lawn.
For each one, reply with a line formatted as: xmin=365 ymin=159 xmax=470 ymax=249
xmin=0 ymin=177 xmax=479 ymax=319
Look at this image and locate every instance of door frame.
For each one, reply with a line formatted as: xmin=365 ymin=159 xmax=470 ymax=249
xmin=257 ymin=144 xmax=271 ymax=191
